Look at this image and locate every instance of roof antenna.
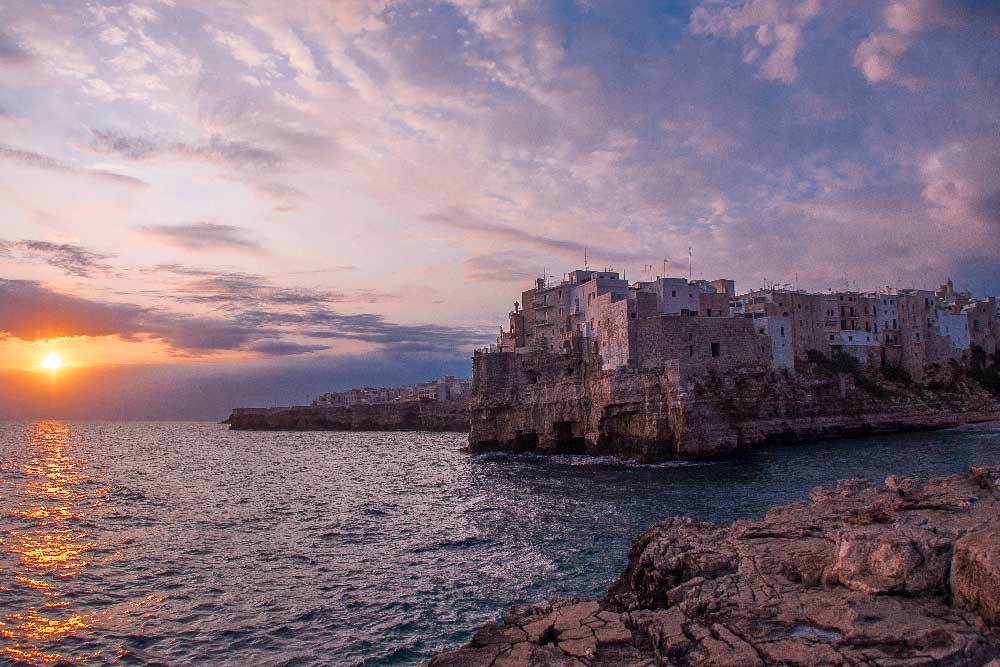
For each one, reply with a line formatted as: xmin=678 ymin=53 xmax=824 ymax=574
xmin=688 ymin=246 xmax=692 ymax=282
xmin=584 ymin=247 xmax=588 ymax=270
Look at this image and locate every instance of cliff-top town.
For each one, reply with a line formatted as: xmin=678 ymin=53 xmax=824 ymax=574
xmin=488 ymin=269 xmax=999 ymax=383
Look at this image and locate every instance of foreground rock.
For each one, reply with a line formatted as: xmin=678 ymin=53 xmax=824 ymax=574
xmin=431 ymin=466 xmax=1000 ymax=666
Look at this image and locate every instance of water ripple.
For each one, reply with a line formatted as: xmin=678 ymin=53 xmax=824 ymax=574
xmin=1 ymin=421 xmax=999 ymax=665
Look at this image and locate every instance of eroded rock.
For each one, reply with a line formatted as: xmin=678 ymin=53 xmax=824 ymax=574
xmin=952 ymin=526 xmax=1000 ymax=626
xmin=431 ymin=467 xmax=1000 ymax=666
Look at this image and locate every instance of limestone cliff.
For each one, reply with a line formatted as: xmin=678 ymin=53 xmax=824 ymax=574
xmin=226 ymin=399 xmax=469 ymax=432
xmin=431 ymin=466 xmax=1000 ymax=667
xmin=470 ymin=349 xmax=1000 ymax=460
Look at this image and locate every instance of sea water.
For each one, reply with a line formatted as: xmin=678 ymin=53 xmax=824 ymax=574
xmin=1 ymin=420 xmax=999 ymax=666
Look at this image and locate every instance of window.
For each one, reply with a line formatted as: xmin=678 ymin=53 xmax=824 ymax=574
xmin=780 ymin=326 xmax=785 ymax=337
xmin=689 ymin=345 xmax=694 ymax=357
xmin=829 ymin=334 xmax=835 ymax=341
xmin=848 ymin=335 xmax=853 ymax=342
xmin=711 ymin=342 xmax=720 ymax=357
xmin=671 ymin=290 xmax=676 ymax=297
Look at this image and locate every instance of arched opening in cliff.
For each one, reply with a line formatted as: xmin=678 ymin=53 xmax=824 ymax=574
xmin=552 ymin=421 xmax=586 ymax=454
xmin=512 ymin=430 xmax=539 ymax=453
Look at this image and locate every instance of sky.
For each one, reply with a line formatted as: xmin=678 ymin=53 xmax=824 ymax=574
xmin=1 ymin=0 xmax=998 ymax=419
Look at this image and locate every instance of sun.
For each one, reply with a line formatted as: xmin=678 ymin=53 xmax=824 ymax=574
xmin=41 ymin=353 xmax=63 ymax=371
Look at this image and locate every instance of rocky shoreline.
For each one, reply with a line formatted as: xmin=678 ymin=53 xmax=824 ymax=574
xmin=470 ymin=349 xmax=1000 ymax=460
xmin=225 ymin=399 xmax=469 ymax=432
xmin=431 ymin=465 xmax=1000 ymax=666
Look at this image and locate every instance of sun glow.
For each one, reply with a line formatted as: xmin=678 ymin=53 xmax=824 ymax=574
xmin=41 ymin=353 xmax=63 ymax=371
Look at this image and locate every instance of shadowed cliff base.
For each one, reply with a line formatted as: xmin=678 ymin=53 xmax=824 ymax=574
xmin=431 ymin=465 xmax=1000 ymax=667
xmin=469 ymin=350 xmax=1000 ymax=461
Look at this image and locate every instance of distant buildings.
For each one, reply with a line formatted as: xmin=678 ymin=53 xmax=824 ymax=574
xmin=311 ymin=376 xmax=470 ymax=408
xmin=485 ymin=270 xmax=998 ymax=383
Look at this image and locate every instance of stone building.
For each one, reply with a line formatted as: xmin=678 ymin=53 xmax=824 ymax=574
xmin=494 ymin=269 xmax=767 ymax=378
xmin=491 ymin=269 xmax=998 ymax=385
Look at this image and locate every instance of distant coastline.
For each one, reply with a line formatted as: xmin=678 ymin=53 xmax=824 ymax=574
xmin=226 ymin=398 xmax=469 ymax=432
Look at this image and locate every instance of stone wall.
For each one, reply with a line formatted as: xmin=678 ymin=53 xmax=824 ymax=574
xmin=635 ymin=315 xmax=771 ymax=378
xmin=593 ymin=295 xmax=633 ymax=370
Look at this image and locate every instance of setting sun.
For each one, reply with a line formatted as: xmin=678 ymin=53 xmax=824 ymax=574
xmin=41 ymin=353 xmax=63 ymax=371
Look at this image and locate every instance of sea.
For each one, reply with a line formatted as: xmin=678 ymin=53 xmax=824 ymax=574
xmin=1 ymin=420 xmax=999 ymax=666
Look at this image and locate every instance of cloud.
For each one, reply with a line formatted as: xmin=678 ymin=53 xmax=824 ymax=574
xmin=463 ymin=251 xmax=540 ymax=283
xmin=0 ymin=30 xmax=32 ymax=67
xmin=236 ymin=308 xmax=491 ymax=354
xmin=0 ymin=279 xmax=274 ymax=354
xmin=424 ymin=207 xmax=666 ymax=265
xmin=0 ymin=143 xmax=146 ymax=186
xmin=147 ymin=264 xmax=348 ymax=309
xmin=689 ymin=0 xmax=821 ymax=83
xmin=90 ymin=129 xmax=283 ymax=170
xmin=247 ymin=341 xmax=328 ymax=356
xmin=0 ymin=240 xmax=113 ymax=277
xmin=854 ymin=0 xmax=1000 ymax=84
xmin=142 ymin=223 xmax=266 ymax=254
xmin=0 ymin=272 xmax=490 ymax=360
xmin=920 ymin=137 xmax=1000 ymax=230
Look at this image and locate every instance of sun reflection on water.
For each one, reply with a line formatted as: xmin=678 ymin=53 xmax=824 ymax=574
xmin=0 ymin=421 xmax=158 ymax=665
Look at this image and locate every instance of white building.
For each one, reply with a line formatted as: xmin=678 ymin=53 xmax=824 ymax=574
xmin=938 ymin=310 xmax=970 ymax=353
xmin=751 ymin=314 xmax=794 ymax=371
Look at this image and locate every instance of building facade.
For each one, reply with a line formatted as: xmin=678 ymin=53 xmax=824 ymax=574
xmin=489 ymin=270 xmax=998 ymax=383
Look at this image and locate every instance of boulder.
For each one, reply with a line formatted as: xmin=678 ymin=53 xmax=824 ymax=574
xmin=951 ymin=526 xmax=1000 ymax=625
xmin=831 ymin=524 xmax=952 ymax=594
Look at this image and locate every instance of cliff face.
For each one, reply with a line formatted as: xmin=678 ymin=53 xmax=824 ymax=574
xmin=227 ymin=399 xmax=469 ymax=432
xmin=470 ymin=350 xmax=1000 ymax=460
xmin=430 ymin=466 xmax=1000 ymax=667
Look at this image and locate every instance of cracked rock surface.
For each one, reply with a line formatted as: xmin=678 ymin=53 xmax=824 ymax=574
xmin=430 ymin=466 xmax=1000 ymax=666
